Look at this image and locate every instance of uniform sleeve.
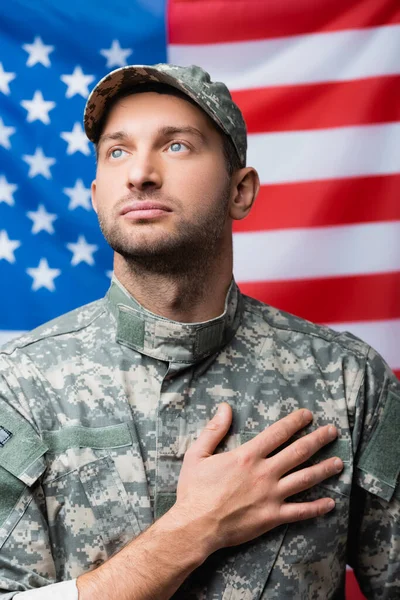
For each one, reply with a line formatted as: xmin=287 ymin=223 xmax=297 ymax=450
xmin=14 ymin=580 xmax=78 ymax=599
xmin=0 ymin=360 xmax=58 ymax=596
xmin=348 ymin=346 xmax=400 ymax=599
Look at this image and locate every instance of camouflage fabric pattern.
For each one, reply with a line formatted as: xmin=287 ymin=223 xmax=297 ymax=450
xmin=83 ymin=64 xmax=247 ymax=167
xmin=0 ymin=278 xmax=399 ymax=598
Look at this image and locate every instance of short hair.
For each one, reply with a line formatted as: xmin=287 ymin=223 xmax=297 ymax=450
xmin=94 ymin=82 xmax=242 ymax=176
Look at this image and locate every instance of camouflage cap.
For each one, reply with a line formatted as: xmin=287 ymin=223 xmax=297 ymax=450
xmin=83 ymin=63 xmax=247 ymax=167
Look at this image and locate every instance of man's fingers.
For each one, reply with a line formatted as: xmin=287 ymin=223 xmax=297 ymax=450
xmin=246 ymin=409 xmax=313 ymax=458
xmin=279 ymin=497 xmax=336 ymax=524
xmin=268 ymin=424 xmax=338 ymax=476
xmin=188 ymin=403 xmax=232 ymax=459
xmin=278 ymin=457 xmax=344 ymax=498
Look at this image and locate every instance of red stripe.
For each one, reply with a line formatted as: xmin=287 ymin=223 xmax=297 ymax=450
xmin=233 ymin=175 xmax=400 ymax=233
xmin=232 ymin=77 xmax=400 ymax=134
xmin=345 ymin=570 xmax=366 ymax=600
xmin=394 ymin=369 xmax=400 ymax=380
xmin=238 ymin=272 xmax=400 ymax=324
xmin=168 ymin=0 xmax=400 ymax=45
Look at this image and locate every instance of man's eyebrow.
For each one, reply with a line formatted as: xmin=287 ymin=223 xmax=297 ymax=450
xmin=97 ymin=131 xmax=129 ymax=149
xmin=158 ymin=126 xmax=207 ymax=142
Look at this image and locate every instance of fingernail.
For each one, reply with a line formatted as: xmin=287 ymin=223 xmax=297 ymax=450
xmin=334 ymin=458 xmax=343 ymax=472
xmin=213 ymin=405 xmax=223 ymax=422
xmin=328 ymin=426 xmax=337 ymax=439
xmin=327 ymin=499 xmax=335 ymax=511
xmin=303 ymin=409 xmax=313 ymax=423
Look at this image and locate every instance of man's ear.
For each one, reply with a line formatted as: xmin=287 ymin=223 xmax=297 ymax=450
xmin=91 ymin=180 xmax=98 ymax=214
xmin=229 ymin=167 xmax=260 ymax=221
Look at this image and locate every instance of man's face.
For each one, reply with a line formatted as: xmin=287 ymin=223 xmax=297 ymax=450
xmin=92 ymin=91 xmax=233 ymax=271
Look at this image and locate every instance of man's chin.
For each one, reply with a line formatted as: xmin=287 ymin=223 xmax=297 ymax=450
xmin=103 ymin=227 xmax=179 ymax=256
xmin=110 ymin=240 xmax=188 ymax=260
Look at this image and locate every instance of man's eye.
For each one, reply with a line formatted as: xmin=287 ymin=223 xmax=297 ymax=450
xmin=168 ymin=142 xmax=188 ymax=153
xmin=110 ymin=148 xmax=125 ymax=159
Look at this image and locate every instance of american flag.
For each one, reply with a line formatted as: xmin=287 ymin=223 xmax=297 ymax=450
xmin=0 ymin=0 xmax=166 ymax=342
xmin=1 ymin=1 xmax=399 ymax=597
xmin=168 ymin=0 xmax=400 ymax=386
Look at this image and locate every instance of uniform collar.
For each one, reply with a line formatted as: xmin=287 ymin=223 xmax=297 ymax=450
xmin=106 ymin=276 xmax=243 ymax=364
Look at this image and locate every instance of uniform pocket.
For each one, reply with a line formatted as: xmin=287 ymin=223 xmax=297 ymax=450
xmin=79 ymin=455 xmax=141 ymax=556
xmin=43 ymin=423 xmax=144 ymax=572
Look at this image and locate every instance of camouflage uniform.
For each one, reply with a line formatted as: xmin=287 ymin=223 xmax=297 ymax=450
xmin=0 ymin=277 xmax=399 ymax=599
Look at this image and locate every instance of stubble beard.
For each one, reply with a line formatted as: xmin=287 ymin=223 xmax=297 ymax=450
xmin=97 ymin=184 xmax=231 ymax=278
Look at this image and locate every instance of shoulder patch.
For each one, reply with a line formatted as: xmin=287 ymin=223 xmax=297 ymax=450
xmin=0 ymin=403 xmax=47 ymax=486
xmin=357 ymin=389 xmax=400 ymax=501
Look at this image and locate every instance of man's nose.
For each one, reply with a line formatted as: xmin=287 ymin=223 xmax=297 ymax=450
xmin=126 ymin=152 xmax=162 ymax=191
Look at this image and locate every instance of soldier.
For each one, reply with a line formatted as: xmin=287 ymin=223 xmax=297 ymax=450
xmin=0 ymin=64 xmax=399 ymax=599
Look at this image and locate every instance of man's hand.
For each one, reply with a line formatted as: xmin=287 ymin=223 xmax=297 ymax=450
xmin=78 ymin=406 xmax=343 ymax=600
xmin=174 ymin=404 xmax=343 ymax=552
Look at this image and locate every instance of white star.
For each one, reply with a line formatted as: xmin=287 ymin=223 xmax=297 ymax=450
xmin=22 ymin=36 xmax=54 ymax=68
xmin=106 ymin=270 xmax=113 ymax=279
xmin=61 ymin=66 xmax=95 ymax=99
xmin=63 ymin=178 xmax=92 ymax=210
xmin=60 ymin=122 xmax=90 ymax=156
xmin=23 ymin=147 xmax=56 ymax=179
xmin=27 ymin=204 xmax=57 ymax=234
xmin=0 ymin=230 xmax=20 ymax=263
xmin=21 ymin=90 xmax=56 ymax=125
xmin=0 ymin=175 xmax=18 ymax=206
xmin=27 ymin=257 xmax=61 ymax=291
xmin=67 ymin=235 xmax=98 ymax=266
xmin=0 ymin=63 xmax=16 ymax=95
xmin=100 ymin=40 xmax=132 ymax=68
xmin=0 ymin=118 xmax=16 ymax=150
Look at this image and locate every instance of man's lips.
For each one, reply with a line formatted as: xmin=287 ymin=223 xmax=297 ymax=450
xmin=120 ymin=201 xmax=172 ymax=219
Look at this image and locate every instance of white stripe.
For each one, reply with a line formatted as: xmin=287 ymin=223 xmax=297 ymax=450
xmin=327 ymin=319 xmax=400 ymax=371
xmin=233 ymin=222 xmax=400 ymax=282
xmin=168 ymin=25 xmax=400 ymax=89
xmin=248 ymin=123 xmax=400 ymax=184
xmin=0 ymin=330 xmax=26 ymax=346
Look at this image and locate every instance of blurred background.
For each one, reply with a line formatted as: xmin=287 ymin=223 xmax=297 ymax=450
xmin=0 ymin=1 xmax=399 ymax=597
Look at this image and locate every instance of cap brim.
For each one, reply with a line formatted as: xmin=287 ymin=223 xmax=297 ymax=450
xmin=84 ymin=64 xmax=222 ymax=144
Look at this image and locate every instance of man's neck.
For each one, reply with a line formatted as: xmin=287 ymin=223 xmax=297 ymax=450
xmin=113 ymin=254 xmax=233 ymax=323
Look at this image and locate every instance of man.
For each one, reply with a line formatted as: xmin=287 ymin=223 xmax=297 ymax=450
xmin=0 ymin=64 xmax=398 ymax=599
